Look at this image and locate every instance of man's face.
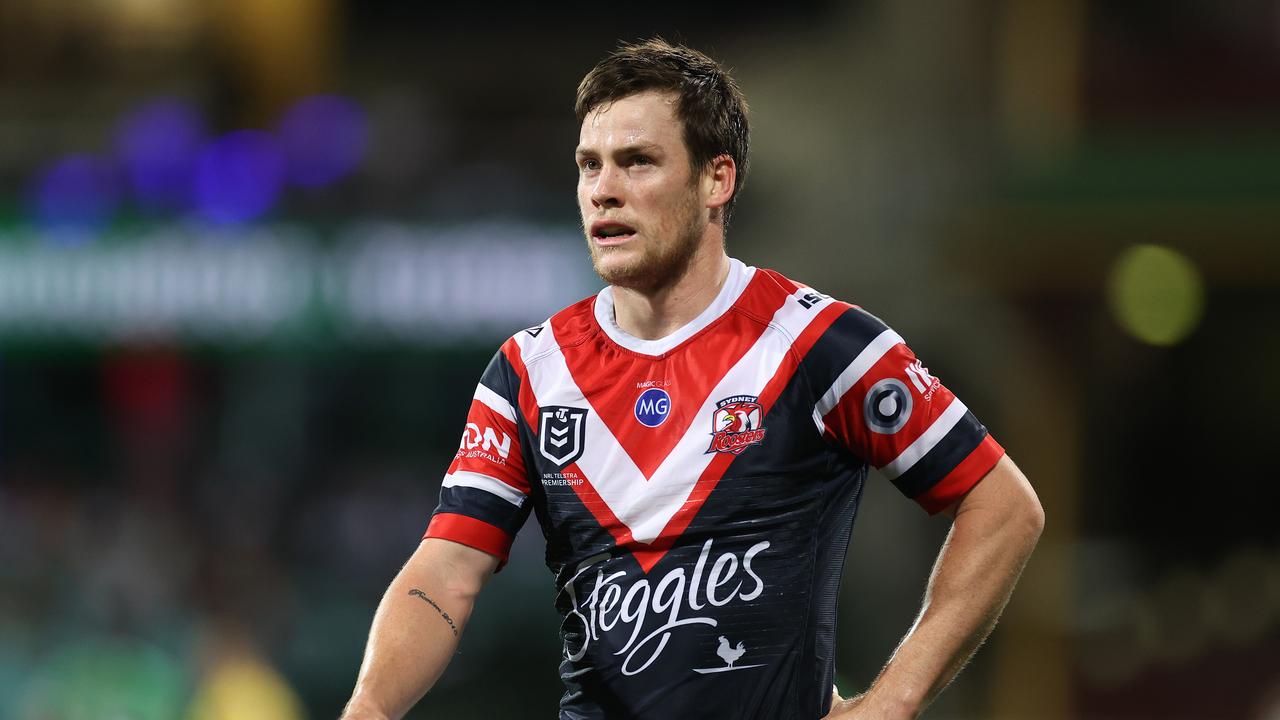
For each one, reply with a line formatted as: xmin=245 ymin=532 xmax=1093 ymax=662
xmin=576 ymin=91 xmax=708 ymax=292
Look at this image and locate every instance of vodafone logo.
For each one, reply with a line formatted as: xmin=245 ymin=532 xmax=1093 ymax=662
xmin=863 ymin=378 xmax=911 ymax=434
xmin=459 ymin=423 xmax=511 ymax=461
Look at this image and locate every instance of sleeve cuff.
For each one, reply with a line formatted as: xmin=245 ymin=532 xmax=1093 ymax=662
xmin=424 ymin=512 xmax=514 ymax=570
xmin=915 ymin=434 xmax=1005 ymax=515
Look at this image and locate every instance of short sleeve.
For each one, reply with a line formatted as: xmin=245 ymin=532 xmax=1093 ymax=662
xmin=807 ymin=306 xmax=1005 ymax=514
xmin=424 ymin=347 xmax=533 ymax=568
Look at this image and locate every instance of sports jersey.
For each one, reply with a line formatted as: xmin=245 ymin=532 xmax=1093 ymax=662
xmin=425 ymin=258 xmax=1004 ymax=720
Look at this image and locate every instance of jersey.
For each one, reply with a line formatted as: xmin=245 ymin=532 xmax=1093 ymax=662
xmin=424 ymin=258 xmax=1004 ymax=720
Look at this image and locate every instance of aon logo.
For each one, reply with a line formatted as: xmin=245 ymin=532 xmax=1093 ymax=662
xmin=460 ymin=423 xmax=511 ymax=459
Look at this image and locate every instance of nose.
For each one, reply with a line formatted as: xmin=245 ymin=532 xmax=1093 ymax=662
xmin=590 ymin=165 xmax=623 ymax=209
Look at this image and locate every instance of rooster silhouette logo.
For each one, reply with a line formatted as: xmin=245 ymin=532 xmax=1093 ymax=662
xmin=693 ymin=634 xmax=765 ymax=675
xmin=716 ymin=636 xmax=746 ymax=668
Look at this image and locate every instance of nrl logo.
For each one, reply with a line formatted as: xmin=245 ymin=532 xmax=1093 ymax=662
xmin=539 ymin=405 xmax=588 ymax=468
xmin=706 ymin=395 xmax=766 ymax=455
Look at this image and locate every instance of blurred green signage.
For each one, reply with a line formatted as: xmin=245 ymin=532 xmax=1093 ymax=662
xmin=0 ymin=221 xmax=594 ymax=347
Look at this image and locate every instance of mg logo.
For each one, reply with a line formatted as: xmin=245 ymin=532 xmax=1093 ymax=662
xmin=633 ymin=388 xmax=671 ymax=427
xmin=539 ymin=406 xmax=588 ymax=468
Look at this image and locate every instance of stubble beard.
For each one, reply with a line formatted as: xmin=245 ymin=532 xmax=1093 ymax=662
xmin=586 ymin=195 xmax=705 ymax=294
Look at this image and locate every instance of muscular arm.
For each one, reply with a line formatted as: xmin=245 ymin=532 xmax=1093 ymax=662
xmin=828 ymin=454 xmax=1044 ymax=719
xmin=341 ymin=538 xmax=499 ymax=720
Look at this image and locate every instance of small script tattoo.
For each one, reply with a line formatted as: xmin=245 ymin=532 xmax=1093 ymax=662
xmin=408 ymin=589 xmax=459 ymax=637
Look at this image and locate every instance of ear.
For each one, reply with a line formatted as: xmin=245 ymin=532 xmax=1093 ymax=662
xmin=703 ymin=154 xmax=737 ymax=214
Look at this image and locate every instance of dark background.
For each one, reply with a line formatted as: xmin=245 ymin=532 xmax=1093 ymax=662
xmin=1 ymin=1 xmax=1278 ymax=718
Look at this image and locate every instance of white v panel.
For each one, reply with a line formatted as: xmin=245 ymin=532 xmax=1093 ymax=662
xmin=518 ymin=288 xmax=839 ymax=544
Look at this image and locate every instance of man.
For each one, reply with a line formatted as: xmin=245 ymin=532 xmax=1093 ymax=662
xmin=342 ymin=39 xmax=1043 ymax=720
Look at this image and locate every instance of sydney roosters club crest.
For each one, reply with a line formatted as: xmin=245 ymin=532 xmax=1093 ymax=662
xmin=706 ymin=395 xmax=767 ymax=455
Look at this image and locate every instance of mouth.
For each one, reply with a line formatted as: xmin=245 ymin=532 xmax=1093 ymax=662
xmin=590 ymin=220 xmax=637 ymax=246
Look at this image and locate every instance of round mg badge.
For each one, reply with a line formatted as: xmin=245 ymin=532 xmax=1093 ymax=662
xmin=634 ymin=388 xmax=671 ymax=427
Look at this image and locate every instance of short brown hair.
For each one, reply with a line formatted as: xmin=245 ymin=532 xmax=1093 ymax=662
xmin=576 ymin=38 xmax=750 ymax=225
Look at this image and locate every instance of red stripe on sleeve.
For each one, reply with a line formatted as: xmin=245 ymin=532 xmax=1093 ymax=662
xmin=449 ymin=399 xmax=529 ymax=493
xmin=424 ymin=512 xmax=515 ymax=568
xmin=821 ymin=342 xmax=960 ymax=469
xmin=915 ymin=434 xmax=1005 ymax=515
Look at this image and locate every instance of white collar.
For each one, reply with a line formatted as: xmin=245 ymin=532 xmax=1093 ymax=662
xmin=593 ymin=257 xmax=755 ymax=356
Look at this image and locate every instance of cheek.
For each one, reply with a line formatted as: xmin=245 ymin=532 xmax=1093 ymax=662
xmin=652 ymin=188 xmax=689 ymax=227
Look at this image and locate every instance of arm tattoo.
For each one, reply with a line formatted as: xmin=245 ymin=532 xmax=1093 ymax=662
xmin=408 ymin=589 xmax=459 ymax=637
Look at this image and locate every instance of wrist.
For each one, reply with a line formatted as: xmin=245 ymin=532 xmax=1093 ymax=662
xmin=857 ymin=684 xmax=923 ymax=720
xmin=341 ymin=695 xmax=391 ymax=720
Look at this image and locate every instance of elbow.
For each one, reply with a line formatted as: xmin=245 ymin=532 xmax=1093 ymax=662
xmin=444 ymin=573 xmax=487 ymax=606
xmin=409 ymin=538 xmax=499 ymax=607
xmin=434 ymin=553 xmax=496 ymax=606
xmin=1019 ymin=492 xmax=1046 ymax=549
xmin=429 ymin=559 xmax=486 ymax=607
xmin=1004 ymin=458 xmax=1044 ymax=547
xmin=1029 ymin=501 xmax=1046 ymax=542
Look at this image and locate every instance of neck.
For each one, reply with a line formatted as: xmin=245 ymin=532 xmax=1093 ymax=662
xmin=611 ymin=243 xmax=731 ymax=341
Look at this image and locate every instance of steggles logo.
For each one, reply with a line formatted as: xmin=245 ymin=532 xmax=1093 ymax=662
xmin=559 ymin=539 xmax=770 ymax=676
xmin=706 ymin=395 xmax=767 ymax=455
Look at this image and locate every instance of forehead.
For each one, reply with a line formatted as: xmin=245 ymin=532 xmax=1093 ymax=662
xmin=577 ymin=90 xmax=684 ymax=151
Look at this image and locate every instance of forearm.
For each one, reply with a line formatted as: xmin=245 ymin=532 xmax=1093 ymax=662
xmin=343 ymin=542 xmax=491 ymax=720
xmin=842 ymin=457 xmax=1044 ymax=718
xmin=870 ymin=521 xmax=1038 ymax=714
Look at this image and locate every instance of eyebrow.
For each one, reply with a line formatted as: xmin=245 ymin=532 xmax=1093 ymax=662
xmin=575 ymin=141 xmax=664 ymax=158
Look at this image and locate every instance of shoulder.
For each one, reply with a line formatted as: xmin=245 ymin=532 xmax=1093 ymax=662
xmin=497 ymin=293 xmax=598 ymax=372
xmin=736 ymin=265 xmax=877 ymax=341
xmin=744 ymin=266 xmax=860 ymax=316
xmin=749 ymin=265 xmax=889 ymax=330
xmin=741 ymin=266 xmax=812 ymax=311
xmin=740 ymin=267 xmax=911 ymax=393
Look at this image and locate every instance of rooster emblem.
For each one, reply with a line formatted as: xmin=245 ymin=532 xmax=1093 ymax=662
xmin=716 ymin=636 xmax=746 ymax=668
xmin=706 ymin=395 xmax=767 ymax=455
xmin=718 ymin=407 xmax=757 ymax=433
xmin=693 ymin=634 xmax=765 ymax=674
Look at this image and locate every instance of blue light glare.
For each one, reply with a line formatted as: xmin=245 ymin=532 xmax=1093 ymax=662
xmin=116 ymin=99 xmax=208 ymax=212
xmin=31 ymin=155 xmax=121 ymax=238
xmin=194 ymin=130 xmax=284 ymax=224
xmin=277 ymin=95 xmax=367 ymax=188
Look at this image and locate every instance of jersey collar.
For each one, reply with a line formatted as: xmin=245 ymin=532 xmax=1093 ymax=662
xmin=593 ymin=257 xmax=755 ymax=357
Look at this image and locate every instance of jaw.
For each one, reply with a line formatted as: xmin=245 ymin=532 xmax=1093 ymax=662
xmin=592 ymin=235 xmax=712 ymax=297
xmin=584 ymin=193 xmax=714 ymax=293
xmin=590 ymin=239 xmax=650 ymax=287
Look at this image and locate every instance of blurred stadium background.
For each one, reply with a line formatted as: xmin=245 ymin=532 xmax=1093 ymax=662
xmin=1 ymin=0 xmax=1278 ymax=718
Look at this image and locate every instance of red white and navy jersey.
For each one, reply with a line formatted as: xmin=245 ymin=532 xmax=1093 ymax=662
xmin=425 ymin=258 xmax=1004 ymax=720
